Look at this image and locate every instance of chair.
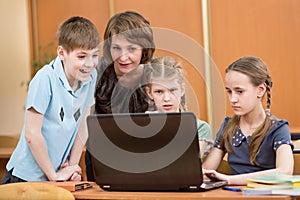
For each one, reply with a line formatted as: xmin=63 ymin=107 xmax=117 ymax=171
xmin=293 ymin=139 xmax=300 ymax=149
xmin=293 ymin=139 xmax=300 ymax=175
xmin=0 ymin=182 xmax=74 ymax=200
xmin=216 ymin=153 xmax=231 ymax=175
xmin=79 ymin=147 xmax=87 ymax=181
xmin=202 ymin=153 xmax=231 ymax=175
xmin=293 ymin=154 xmax=300 ymax=175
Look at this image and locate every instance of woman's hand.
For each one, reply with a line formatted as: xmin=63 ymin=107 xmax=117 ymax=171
xmin=119 ymin=64 xmax=144 ymax=88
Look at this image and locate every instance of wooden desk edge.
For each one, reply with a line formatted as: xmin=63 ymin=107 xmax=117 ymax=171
xmin=0 ymin=147 xmax=15 ymax=158
xmin=71 ymin=182 xmax=293 ymax=200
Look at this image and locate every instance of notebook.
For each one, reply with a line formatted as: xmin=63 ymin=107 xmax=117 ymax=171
xmin=86 ymin=112 xmax=227 ymax=191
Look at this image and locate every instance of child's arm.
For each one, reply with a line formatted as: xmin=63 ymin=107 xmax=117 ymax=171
xmin=25 ymin=108 xmax=81 ymax=181
xmin=199 ymin=141 xmax=206 ymax=158
xmin=202 ymin=147 xmax=225 ymax=170
xmin=68 ymin=107 xmax=90 ymax=166
xmin=203 ymin=144 xmax=294 ymax=185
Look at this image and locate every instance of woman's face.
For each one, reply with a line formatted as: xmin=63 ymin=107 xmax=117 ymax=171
xmin=110 ymin=35 xmax=143 ymax=78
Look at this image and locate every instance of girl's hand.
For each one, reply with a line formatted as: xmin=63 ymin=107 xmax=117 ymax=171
xmin=204 ymin=169 xmax=230 ymax=184
xmin=202 ymin=168 xmax=212 ymax=182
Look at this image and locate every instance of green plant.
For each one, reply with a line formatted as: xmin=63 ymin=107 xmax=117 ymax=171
xmin=32 ymin=42 xmax=56 ymax=77
xmin=21 ymin=42 xmax=56 ymax=90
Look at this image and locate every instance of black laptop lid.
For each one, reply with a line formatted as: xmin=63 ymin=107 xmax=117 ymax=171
xmin=86 ymin=112 xmax=204 ymax=191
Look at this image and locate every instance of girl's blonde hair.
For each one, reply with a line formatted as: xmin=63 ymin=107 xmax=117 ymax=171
xmin=143 ymin=56 xmax=187 ymax=111
xmin=221 ymin=56 xmax=275 ymax=165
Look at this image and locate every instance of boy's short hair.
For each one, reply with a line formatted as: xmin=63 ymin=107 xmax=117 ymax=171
xmin=57 ymin=16 xmax=100 ymax=53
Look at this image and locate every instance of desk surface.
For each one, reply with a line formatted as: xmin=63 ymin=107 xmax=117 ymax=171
xmin=72 ymin=183 xmax=291 ymax=200
xmin=0 ymin=147 xmax=14 ymax=159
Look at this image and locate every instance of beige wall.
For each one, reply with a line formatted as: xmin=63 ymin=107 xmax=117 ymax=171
xmin=33 ymin=0 xmax=209 ymax=124
xmin=0 ymin=0 xmax=30 ymax=136
xmin=1 ymin=0 xmax=299 ymax=137
xmin=210 ymin=0 xmax=300 ymax=131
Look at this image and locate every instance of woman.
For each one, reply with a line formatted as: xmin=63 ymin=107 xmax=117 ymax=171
xmin=86 ymin=11 xmax=155 ymax=181
xmin=95 ymin=10 xmax=155 ymax=114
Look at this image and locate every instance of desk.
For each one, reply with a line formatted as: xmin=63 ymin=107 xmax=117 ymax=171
xmin=72 ymin=182 xmax=292 ymax=200
xmin=0 ymin=147 xmax=14 ymax=159
xmin=0 ymin=147 xmax=14 ymax=179
xmin=0 ymin=146 xmax=89 ymax=180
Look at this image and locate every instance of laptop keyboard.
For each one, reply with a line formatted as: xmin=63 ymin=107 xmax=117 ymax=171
xmin=201 ymin=180 xmax=228 ymax=190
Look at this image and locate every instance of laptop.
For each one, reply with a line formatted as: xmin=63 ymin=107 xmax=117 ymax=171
xmin=86 ymin=112 xmax=227 ymax=191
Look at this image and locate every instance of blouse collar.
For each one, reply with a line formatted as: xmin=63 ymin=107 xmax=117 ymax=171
xmin=232 ymin=128 xmax=251 ymax=147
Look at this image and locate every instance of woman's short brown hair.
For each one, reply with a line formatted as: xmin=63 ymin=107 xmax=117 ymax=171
xmin=103 ymin=11 xmax=155 ymax=64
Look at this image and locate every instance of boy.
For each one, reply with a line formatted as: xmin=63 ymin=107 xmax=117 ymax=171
xmin=1 ymin=16 xmax=100 ymax=183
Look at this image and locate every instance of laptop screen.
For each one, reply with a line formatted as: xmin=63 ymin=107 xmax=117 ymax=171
xmin=86 ymin=112 xmax=204 ymax=191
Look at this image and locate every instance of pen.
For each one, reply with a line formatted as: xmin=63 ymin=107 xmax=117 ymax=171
xmin=222 ymin=186 xmax=241 ymax=192
xmin=75 ymin=183 xmax=93 ymax=191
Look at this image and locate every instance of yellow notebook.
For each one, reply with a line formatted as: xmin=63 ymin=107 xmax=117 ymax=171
xmin=247 ymin=173 xmax=300 ymax=190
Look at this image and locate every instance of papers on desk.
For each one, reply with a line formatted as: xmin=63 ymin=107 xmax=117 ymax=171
xmin=243 ymin=173 xmax=300 ymax=196
xmin=247 ymin=173 xmax=300 ymax=187
xmin=242 ymin=187 xmax=300 ymax=196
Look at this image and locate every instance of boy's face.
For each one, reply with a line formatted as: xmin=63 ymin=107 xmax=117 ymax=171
xmin=146 ymin=79 xmax=184 ymax=113
xmin=58 ymin=46 xmax=99 ymax=85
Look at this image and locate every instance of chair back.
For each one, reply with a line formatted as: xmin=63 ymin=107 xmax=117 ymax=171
xmin=0 ymin=182 xmax=75 ymax=200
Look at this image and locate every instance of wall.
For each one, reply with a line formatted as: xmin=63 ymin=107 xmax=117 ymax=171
xmin=33 ymin=0 xmax=209 ymax=127
xmin=1 ymin=0 xmax=299 ymax=136
xmin=210 ymin=0 xmax=300 ymax=130
xmin=0 ymin=0 xmax=30 ymax=136
xmin=32 ymin=0 xmax=300 ymax=133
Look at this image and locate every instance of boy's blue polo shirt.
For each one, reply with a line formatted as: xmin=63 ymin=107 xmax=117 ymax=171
xmin=7 ymin=57 xmax=97 ymax=181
